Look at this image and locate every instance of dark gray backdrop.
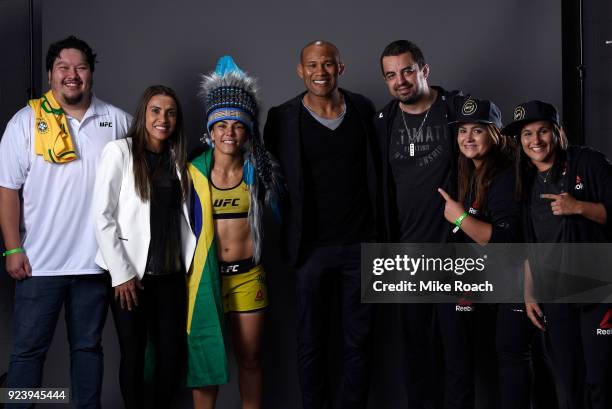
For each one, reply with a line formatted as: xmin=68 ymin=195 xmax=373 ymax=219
xmin=39 ymin=0 xmax=563 ymax=143
xmin=1 ymin=0 xmax=564 ymax=408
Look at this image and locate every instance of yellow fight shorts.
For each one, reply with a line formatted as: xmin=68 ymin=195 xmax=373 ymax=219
xmin=220 ymin=259 xmax=268 ymax=313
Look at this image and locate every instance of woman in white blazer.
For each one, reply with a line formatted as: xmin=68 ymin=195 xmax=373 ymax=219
xmin=92 ymin=85 xmax=196 ymax=409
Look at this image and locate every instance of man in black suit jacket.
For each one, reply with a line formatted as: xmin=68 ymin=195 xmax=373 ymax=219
xmin=264 ymin=40 xmax=379 ymax=409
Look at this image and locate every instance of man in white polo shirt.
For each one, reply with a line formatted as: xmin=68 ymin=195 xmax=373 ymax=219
xmin=0 ymin=35 xmax=130 ymax=408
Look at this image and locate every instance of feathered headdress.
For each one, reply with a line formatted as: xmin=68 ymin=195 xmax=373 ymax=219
xmin=199 ymin=56 xmax=284 ymax=263
xmin=200 ymin=56 xmax=259 ymax=133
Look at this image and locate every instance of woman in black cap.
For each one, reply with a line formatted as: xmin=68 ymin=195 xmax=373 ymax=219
xmin=438 ymin=97 xmax=517 ymax=246
xmin=439 ymin=97 xmax=558 ymax=409
xmin=506 ymin=100 xmax=612 ymax=409
xmin=438 ymin=97 xmax=536 ymax=409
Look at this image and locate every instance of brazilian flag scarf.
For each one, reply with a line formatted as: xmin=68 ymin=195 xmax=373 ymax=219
xmin=28 ymin=90 xmax=78 ymax=163
xmin=186 ymin=149 xmax=229 ymax=387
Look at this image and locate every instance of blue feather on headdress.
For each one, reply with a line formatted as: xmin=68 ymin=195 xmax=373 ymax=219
xmin=214 ymin=55 xmax=246 ymax=77
xmin=200 ymin=56 xmax=285 ymax=229
xmin=243 ymin=159 xmax=255 ymax=186
xmin=201 ymin=55 xmax=260 ymax=133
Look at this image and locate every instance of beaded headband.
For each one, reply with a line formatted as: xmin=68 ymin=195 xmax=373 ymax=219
xmin=200 ymin=56 xmax=259 ymax=133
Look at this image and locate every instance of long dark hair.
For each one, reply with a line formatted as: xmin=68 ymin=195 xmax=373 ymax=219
xmin=458 ymin=123 xmax=514 ymax=211
xmin=125 ymin=85 xmax=189 ymax=201
xmin=514 ymin=123 xmax=568 ymax=199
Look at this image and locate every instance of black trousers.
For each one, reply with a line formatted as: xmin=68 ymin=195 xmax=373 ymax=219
xmin=110 ymin=272 xmax=187 ymax=409
xmin=437 ymin=303 xmax=476 ymax=409
xmin=542 ymin=303 xmax=612 ymax=409
xmin=496 ymin=304 xmax=557 ymax=409
xmin=402 ymin=303 xmax=438 ymax=409
xmin=405 ymin=303 xmax=558 ymax=409
xmin=295 ymin=243 xmax=373 ymax=409
xmin=402 ymin=303 xmax=475 ymax=409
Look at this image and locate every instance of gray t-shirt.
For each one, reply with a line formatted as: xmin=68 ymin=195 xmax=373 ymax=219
xmin=301 ymin=100 xmax=346 ymax=130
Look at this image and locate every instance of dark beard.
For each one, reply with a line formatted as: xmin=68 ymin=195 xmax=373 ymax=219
xmin=398 ymin=90 xmax=424 ymax=106
xmin=63 ymin=93 xmax=84 ymax=105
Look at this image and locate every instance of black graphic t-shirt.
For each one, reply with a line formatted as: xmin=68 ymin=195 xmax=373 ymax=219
xmin=389 ymin=95 xmax=454 ymax=242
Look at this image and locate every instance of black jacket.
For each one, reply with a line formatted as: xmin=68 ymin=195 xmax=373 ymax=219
xmin=523 ymin=145 xmax=612 ymax=244
xmin=263 ymin=89 xmax=380 ymax=267
xmin=523 ymin=146 xmax=612 ymax=301
xmin=463 ymin=166 xmax=522 ymax=244
xmin=373 ymin=86 xmax=463 ymax=241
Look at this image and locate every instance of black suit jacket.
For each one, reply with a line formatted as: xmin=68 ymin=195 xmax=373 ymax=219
xmin=263 ymin=89 xmax=381 ymax=267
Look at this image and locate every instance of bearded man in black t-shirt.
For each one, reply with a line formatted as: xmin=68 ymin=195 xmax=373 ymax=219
xmin=375 ymin=40 xmax=461 ymax=243
xmin=374 ymin=40 xmax=474 ymax=409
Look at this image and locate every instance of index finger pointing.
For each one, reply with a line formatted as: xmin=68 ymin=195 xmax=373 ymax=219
xmin=540 ymin=193 xmax=560 ymax=200
xmin=438 ymin=188 xmax=451 ymax=201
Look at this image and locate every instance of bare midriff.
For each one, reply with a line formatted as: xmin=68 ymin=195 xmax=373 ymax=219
xmin=214 ymin=218 xmax=253 ymax=262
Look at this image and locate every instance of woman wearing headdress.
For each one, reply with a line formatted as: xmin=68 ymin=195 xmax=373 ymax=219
xmin=93 ymin=85 xmax=195 ymax=408
xmin=187 ymin=56 xmax=283 ymax=409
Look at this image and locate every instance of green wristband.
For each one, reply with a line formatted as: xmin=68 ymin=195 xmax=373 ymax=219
xmin=2 ymin=247 xmax=24 ymax=257
xmin=454 ymin=212 xmax=469 ymax=228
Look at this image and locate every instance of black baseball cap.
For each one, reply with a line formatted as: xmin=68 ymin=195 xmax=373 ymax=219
xmin=501 ymin=100 xmax=560 ymax=136
xmin=449 ymin=97 xmax=502 ymax=129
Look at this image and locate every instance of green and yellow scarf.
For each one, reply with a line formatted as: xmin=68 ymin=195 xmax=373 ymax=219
xmin=28 ymin=90 xmax=77 ymax=164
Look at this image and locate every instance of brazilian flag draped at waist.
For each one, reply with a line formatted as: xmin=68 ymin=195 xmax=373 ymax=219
xmin=186 ymin=149 xmax=229 ymax=387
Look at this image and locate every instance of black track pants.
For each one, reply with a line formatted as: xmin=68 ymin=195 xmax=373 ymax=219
xmin=543 ymin=303 xmax=612 ymax=409
xmin=496 ymin=304 xmax=557 ymax=409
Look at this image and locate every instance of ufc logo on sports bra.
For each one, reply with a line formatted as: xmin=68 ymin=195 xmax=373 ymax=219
xmin=214 ymin=198 xmax=240 ymax=207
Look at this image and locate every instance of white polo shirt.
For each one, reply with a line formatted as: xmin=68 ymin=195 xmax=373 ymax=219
xmin=0 ymin=95 xmax=131 ymax=276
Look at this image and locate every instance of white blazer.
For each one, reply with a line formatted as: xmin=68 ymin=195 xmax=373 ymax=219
xmin=92 ymin=138 xmax=196 ymax=287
